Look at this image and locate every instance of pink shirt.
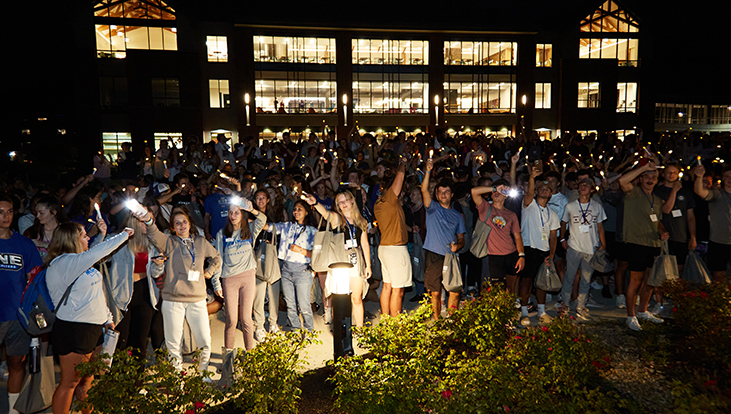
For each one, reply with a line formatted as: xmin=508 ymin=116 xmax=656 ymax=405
xmin=477 ymin=202 xmax=520 ymax=256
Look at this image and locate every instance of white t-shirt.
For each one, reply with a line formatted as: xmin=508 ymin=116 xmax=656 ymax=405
xmin=521 ymin=199 xmax=560 ymax=251
xmin=562 ymin=199 xmax=606 ymax=254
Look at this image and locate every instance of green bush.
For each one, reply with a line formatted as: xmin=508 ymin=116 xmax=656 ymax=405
xmin=228 ymin=330 xmax=319 ymax=414
xmin=331 ymin=287 xmax=632 ymax=414
xmin=75 ymin=349 xmax=223 ymax=414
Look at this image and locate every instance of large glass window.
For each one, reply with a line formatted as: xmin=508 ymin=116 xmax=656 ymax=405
xmin=153 ymin=133 xmax=184 ymax=151
xmin=579 ymin=38 xmax=638 ymax=66
xmin=209 ymin=80 xmax=230 ymax=108
xmin=580 ymin=1 xmax=639 ymax=33
xmin=443 ymin=41 xmax=517 ymax=66
xmin=255 ymin=71 xmax=337 ymax=113
xmin=94 ymin=0 xmax=175 ymax=20
xmin=353 ymin=72 xmax=429 ymax=114
xmin=616 ymin=82 xmax=637 ymax=113
xmin=655 ymin=103 xmax=688 ymax=124
xmin=710 ymin=105 xmax=731 ymax=124
xmin=535 ymin=83 xmax=551 ymax=109
xmin=95 ymin=25 xmax=177 ymax=58
xmin=578 ymin=82 xmax=601 ymax=108
xmin=536 ymin=44 xmax=552 ymax=67
xmin=443 ymin=74 xmax=516 ymax=114
xmin=207 ymin=36 xmax=228 ymax=62
xmin=152 ymin=78 xmax=180 ymax=107
xmin=254 ymin=36 xmax=336 ymax=63
xmin=101 ymin=132 xmax=132 ymax=162
xmin=99 ymin=76 xmax=129 ymax=107
xmin=353 ymin=39 xmax=428 ymax=65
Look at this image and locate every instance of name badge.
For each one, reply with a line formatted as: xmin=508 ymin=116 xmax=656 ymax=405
xmin=579 ymin=224 xmax=590 ymax=233
xmin=541 ymin=233 xmax=549 ymax=241
xmin=650 ymin=214 xmax=658 ymax=222
xmin=225 ymin=237 xmax=234 ymax=242
xmin=346 ymin=239 xmax=357 ymax=249
xmin=671 ymin=209 xmax=682 ymax=218
xmin=188 ymin=270 xmax=200 ymax=282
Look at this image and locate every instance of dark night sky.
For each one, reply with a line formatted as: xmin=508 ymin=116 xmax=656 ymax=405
xmin=9 ymin=0 xmax=731 ymax=117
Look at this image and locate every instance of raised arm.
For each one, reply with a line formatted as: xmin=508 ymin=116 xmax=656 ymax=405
xmin=693 ymin=165 xmax=709 ymax=199
xmin=391 ymin=158 xmax=407 ymax=197
xmin=421 ymin=158 xmax=434 ymax=208
xmin=619 ymin=161 xmax=655 ymax=193
xmin=661 ymin=181 xmax=682 ymax=214
xmin=523 ymin=165 xmax=540 ymax=208
xmin=510 ymin=152 xmax=520 ymax=187
xmin=471 ymin=186 xmax=495 ymax=207
xmin=303 ymin=193 xmax=340 ymax=227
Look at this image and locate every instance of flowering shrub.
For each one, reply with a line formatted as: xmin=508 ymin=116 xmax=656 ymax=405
xmin=331 ymin=287 xmax=631 ymax=413
xmin=75 ymin=349 xmax=223 ymax=414
xmin=75 ymin=329 xmax=318 ymax=414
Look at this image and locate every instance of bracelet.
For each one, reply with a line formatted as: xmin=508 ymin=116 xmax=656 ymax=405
xmin=144 ymin=217 xmax=154 ymax=226
xmin=492 ymin=186 xmax=497 ymax=193
xmin=518 ymin=253 xmax=525 ymax=257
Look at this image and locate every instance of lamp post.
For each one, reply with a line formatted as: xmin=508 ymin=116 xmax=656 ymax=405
xmin=329 ymin=262 xmax=353 ymax=360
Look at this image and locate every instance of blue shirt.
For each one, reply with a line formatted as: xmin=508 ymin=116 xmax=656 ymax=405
xmin=272 ymin=222 xmax=316 ymax=264
xmin=423 ymin=202 xmax=467 ymax=256
xmin=0 ymin=232 xmax=43 ymax=321
xmin=204 ymin=192 xmax=230 ymax=237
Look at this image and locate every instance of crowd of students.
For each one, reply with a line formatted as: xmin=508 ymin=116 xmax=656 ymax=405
xmin=0 ymin=128 xmax=730 ymax=413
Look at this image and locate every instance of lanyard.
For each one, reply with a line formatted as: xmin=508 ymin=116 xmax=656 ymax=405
xmin=345 ymin=219 xmax=356 ymax=242
xmin=538 ymin=204 xmax=549 ymax=230
xmin=642 ymin=190 xmax=655 ymax=213
xmin=179 ymin=237 xmax=195 ymax=265
xmin=578 ymin=201 xmax=590 ymax=225
xmin=292 ymin=224 xmax=305 ymax=246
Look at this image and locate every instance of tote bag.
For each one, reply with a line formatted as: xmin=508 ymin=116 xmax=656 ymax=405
xmin=442 ymin=253 xmax=463 ymax=292
xmin=535 ymin=258 xmax=562 ymax=291
xmin=589 ymin=249 xmax=614 ymax=273
xmin=682 ymin=250 xmax=712 ymax=285
xmin=470 ymin=205 xmax=492 ymax=258
xmin=648 ymin=240 xmax=680 ymax=287
xmin=412 ymin=233 xmax=425 ymax=283
xmin=256 ymin=227 xmax=282 ymax=284
xmin=312 ymin=214 xmax=335 ymax=272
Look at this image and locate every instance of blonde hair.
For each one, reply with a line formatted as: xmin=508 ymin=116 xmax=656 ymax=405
xmin=44 ymin=222 xmax=85 ymax=267
xmin=333 ymin=190 xmax=368 ymax=232
xmin=121 ymin=212 xmax=150 ymax=254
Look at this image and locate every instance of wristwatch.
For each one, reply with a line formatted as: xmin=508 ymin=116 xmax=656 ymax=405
xmin=518 ymin=253 xmax=525 ymax=257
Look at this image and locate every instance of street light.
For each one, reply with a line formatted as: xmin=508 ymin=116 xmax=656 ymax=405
xmin=329 ymin=261 xmax=354 ymax=360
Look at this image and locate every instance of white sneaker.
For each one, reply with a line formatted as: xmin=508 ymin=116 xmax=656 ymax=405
xmin=576 ymin=307 xmax=591 ymax=321
xmin=650 ymin=303 xmax=664 ymax=315
xmin=255 ymin=329 xmax=267 ymax=342
xmin=514 ymin=298 xmax=522 ymax=309
xmin=638 ymin=311 xmax=664 ymax=324
xmin=636 ymin=296 xmax=640 ymax=306
xmin=626 ymin=316 xmax=642 ymax=331
xmin=269 ymin=325 xmax=280 ymax=334
xmin=616 ymin=294 xmax=626 ymax=309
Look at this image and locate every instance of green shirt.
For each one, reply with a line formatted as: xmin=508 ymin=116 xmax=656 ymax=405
xmin=623 ymin=186 xmax=663 ymax=247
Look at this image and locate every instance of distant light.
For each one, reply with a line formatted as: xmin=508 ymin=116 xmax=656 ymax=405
xmin=37 ymin=118 xmax=47 ymax=121
xmin=678 ymin=112 xmax=684 ymax=117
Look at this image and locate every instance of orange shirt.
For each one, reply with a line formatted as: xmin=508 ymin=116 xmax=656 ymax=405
xmin=374 ymin=188 xmax=407 ymax=246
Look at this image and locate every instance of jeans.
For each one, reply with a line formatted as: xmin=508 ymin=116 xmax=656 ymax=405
xmin=161 ymin=299 xmax=211 ymax=372
xmin=253 ymin=278 xmax=281 ymax=332
xmin=279 ymin=260 xmax=314 ymax=331
xmin=562 ymin=247 xmax=594 ymax=309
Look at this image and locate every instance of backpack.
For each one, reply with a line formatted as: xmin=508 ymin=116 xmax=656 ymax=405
xmin=17 ymin=266 xmax=56 ymax=336
xmin=18 ymin=265 xmax=80 ymax=336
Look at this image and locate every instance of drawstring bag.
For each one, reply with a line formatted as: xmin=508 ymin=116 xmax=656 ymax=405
xmin=15 ymin=341 xmax=54 ymax=413
xmin=442 ymin=253 xmax=463 ymax=292
xmin=682 ymin=250 xmax=712 ymax=285
xmin=648 ymin=240 xmax=679 ymax=287
xmin=535 ymin=258 xmax=562 ymax=291
xmin=412 ymin=233 xmax=425 ymax=283
xmin=470 ymin=205 xmax=492 ymax=258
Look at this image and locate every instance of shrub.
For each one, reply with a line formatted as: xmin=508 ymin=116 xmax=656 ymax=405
xmin=331 ymin=287 xmax=631 ymax=414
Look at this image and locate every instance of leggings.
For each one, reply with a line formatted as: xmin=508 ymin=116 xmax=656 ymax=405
xmin=222 ymin=269 xmax=257 ymax=350
xmin=115 ymin=278 xmax=157 ymax=358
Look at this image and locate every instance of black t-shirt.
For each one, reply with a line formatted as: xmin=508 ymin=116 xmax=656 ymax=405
xmin=653 ymin=184 xmax=696 ymax=242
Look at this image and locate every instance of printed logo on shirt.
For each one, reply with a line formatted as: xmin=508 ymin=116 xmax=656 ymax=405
xmin=677 ymin=195 xmax=685 ymax=201
xmin=492 ymin=216 xmax=507 ymax=229
xmin=0 ymin=253 xmax=23 ymax=271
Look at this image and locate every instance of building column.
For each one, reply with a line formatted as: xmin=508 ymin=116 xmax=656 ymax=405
xmin=336 ymin=33 xmax=353 ymax=139
xmin=428 ymin=33 xmax=445 ymax=135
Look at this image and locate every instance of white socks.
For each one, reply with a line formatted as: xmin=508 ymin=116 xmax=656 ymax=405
xmin=8 ymin=392 xmax=20 ymax=414
xmin=537 ymin=304 xmax=546 ymax=315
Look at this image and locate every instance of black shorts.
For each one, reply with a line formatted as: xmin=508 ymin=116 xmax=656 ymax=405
xmin=668 ymin=240 xmax=689 ymax=266
xmin=424 ymin=250 xmax=445 ymax=293
xmin=626 ymin=243 xmax=661 ymax=272
xmin=488 ymin=251 xmax=519 ymax=284
xmin=554 ymin=241 xmax=566 ymax=259
xmin=53 ymin=318 xmax=104 ymax=356
xmin=518 ymin=246 xmax=549 ymax=280
xmin=614 ymin=240 xmax=630 ymax=262
xmin=604 ymin=232 xmax=617 ymax=261
xmin=707 ymin=241 xmax=731 ymax=272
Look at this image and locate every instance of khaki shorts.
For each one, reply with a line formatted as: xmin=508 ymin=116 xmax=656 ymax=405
xmin=378 ymin=245 xmax=412 ymax=288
